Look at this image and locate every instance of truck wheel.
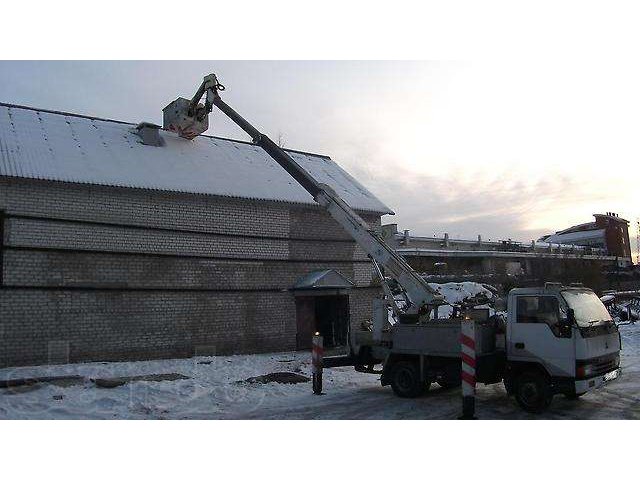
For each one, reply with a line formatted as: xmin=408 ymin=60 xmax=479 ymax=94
xmin=390 ymin=361 xmax=426 ymax=398
xmin=515 ymin=371 xmax=552 ymax=413
xmin=503 ymin=376 xmax=515 ymax=395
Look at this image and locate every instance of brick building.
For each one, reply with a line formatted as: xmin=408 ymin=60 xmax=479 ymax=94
xmin=0 ymin=103 xmax=391 ymax=367
xmin=540 ymin=212 xmax=632 ymax=267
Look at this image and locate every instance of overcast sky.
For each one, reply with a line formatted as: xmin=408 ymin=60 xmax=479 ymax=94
xmin=0 ymin=60 xmax=637 ymax=254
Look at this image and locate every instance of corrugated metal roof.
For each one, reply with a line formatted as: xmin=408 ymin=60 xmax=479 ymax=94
xmin=0 ymin=103 xmax=393 ymax=215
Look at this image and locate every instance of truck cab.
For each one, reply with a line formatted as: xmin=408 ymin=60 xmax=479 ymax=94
xmin=505 ymin=284 xmax=621 ymax=412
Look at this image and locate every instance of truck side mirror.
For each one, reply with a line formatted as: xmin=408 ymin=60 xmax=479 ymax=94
xmin=566 ymin=308 xmax=575 ymax=325
xmin=557 ymin=308 xmax=574 ymax=337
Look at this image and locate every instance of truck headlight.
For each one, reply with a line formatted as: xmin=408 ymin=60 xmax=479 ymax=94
xmin=576 ymin=355 xmax=619 ymax=379
xmin=576 ymin=364 xmax=594 ymax=379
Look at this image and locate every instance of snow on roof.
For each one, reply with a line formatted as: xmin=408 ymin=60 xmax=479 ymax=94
xmin=543 ymin=228 xmax=606 ymax=244
xmin=0 ymin=103 xmax=393 ymax=215
xmin=555 ymin=221 xmax=596 ymax=235
xmin=292 ymin=269 xmax=354 ymax=290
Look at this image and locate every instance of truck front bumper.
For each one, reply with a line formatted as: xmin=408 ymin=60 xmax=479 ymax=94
xmin=575 ymin=368 xmax=621 ymax=395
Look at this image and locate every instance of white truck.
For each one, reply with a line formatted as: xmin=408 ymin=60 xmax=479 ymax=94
xmin=163 ymin=75 xmax=622 ymax=414
xmin=354 ymin=283 xmax=621 ymax=412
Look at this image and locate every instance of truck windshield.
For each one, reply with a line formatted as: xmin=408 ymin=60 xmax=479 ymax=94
xmin=561 ymin=290 xmax=613 ymax=327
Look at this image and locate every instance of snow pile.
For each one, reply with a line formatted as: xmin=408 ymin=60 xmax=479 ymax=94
xmin=614 ymin=300 xmax=640 ymax=322
xmin=602 ymin=292 xmax=640 ymax=322
xmin=426 ymin=281 xmax=497 ymax=318
xmin=428 ymin=281 xmax=496 ymax=305
xmin=620 ymin=322 xmax=640 ymax=355
xmin=600 ymin=294 xmax=616 ymax=304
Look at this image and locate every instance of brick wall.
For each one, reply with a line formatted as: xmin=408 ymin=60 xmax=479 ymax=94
xmin=0 ymin=177 xmax=382 ymax=367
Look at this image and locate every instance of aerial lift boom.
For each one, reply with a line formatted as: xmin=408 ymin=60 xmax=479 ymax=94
xmin=163 ymin=74 xmax=445 ymax=324
xmin=162 ymin=75 xmax=623 ymax=413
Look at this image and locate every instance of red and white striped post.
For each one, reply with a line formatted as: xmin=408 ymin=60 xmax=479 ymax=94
xmin=311 ymin=332 xmax=324 ymax=395
xmin=460 ymin=314 xmax=477 ymax=419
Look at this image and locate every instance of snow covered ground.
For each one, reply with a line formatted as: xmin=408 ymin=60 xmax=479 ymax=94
xmin=2 ymin=283 xmax=637 ymax=420
xmin=1 ymin=321 xmax=638 ymax=420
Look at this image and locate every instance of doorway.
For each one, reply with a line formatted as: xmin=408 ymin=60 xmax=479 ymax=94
xmin=295 ymin=295 xmax=350 ymax=350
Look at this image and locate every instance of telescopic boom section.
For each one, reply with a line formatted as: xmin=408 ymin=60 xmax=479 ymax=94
xmin=204 ymin=76 xmax=444 ymax=317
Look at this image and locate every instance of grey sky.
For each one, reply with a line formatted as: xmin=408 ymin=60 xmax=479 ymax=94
xmin=0 ymin=61 xmax=637 ymax=251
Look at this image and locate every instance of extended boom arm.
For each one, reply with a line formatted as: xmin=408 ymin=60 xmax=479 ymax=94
xmin=176 ymin=74 xmax=445 ymax=319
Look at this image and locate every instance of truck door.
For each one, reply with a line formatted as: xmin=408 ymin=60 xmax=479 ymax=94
xmin=507 ymin=294 xmax=574 ymax=377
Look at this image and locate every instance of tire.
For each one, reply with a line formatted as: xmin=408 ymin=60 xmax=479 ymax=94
xmin=503 ymin=376 xmax=515 ymax=395
xmin=390 ymin=361 xmax=426 ymax=398
xmin=564 ymin=392 xmax=585 ymax=400
xmin=515 ymin=371 xmax=552 ymax=413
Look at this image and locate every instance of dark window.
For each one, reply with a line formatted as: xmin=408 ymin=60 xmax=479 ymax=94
xmin=516 ymin=296 xmax=560 ymax=327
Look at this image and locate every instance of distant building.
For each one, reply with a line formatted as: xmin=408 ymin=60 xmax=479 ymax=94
xmin=381 ymin=224 xmax=618 ymax=289
xmin=539 ymin=212 xmax=632 ymax=267
xmin=0 ymin=103 xmax=391 ymax=367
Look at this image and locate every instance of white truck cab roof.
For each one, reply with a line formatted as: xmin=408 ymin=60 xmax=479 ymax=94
xmin=509 ymin=284 xmax=593 ymax=297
